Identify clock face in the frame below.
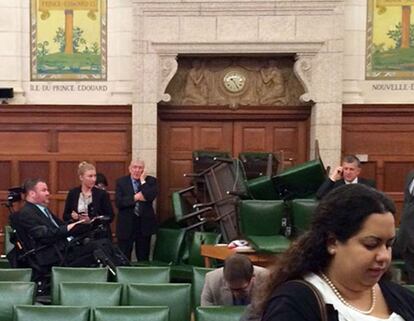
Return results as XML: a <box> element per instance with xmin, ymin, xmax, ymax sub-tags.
<box><xmin>223</xmin><ymin>70</ymin><xmax>246</xmax><ymax>93</ymax></box>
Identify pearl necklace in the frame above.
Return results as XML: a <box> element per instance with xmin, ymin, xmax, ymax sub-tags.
<box><xmin>321</xmin><ymin>273</ymin><xmax>376</xmax><ymax>315</ymax></box>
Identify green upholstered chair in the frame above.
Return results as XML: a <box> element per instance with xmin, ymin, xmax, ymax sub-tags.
<box><xmin>273</xmin><ymin>158</ymin><xmax>326</xmax><ymax>200</ymax></box>
<box><xmin>13</xmin><ymin>306</ymin><xmax>89</xmax><ymax>321</ymax></box>
<box><xmin>59</xmin><ymin>282</ymin><xmax>122</xmax><ymax>307</ymax></box>
<box><xmin>192</xmin><ymin>150</ymin><xmax>232</xmax><ymax>174</ymax></box>
<box><xmin>51</xmin><ymin>266</ymin><xmax>108</xmax><ymax>304</ymax></box>
<box><xmin>127</xmin><ymin>283</ymin><xmax>191</xmax><ymax>321</ymax></box>
<box><xmin>246</xmin><ymin>175</ymin><xmax>279</xmax><ymax>200</ymax></box>
<box><xmin>0</xmin><ymin>282</ymin><xmax>35</xmax><ymax>321</ymax></box>
<box><xmin>172</xmin><ymin>186</ymin><xmax>213</xmax><ymax>230</ymax></box>
<box><xmin>238</xmin><ymin>200</ymin><xmax>290</xmax><ymax>253</ymax></box>
<box><xmin>93</xmin><ymin>306</ymin><xmax>169</xmax><ymax>321</ymax></box>
<box><xmin>239</xmin><ymin>152</ymin><xmax>279</xmax><ymax>179</ymax></box>
<box><xmin>195</xmin><ymin>306</ymin><xmax>247</xmax><ymax>321</ymax></box>
<box><xmin>116</xmin><ymin>266</ymin><xmax>170</xmax><ymax>304</ymax></box>
<box><xmin>0</xmin><ymin>268</ymin><xmax>32</xmax><ymax>282</ymax></box>
<box><xmin>136</xmin><ymin>228</ymin><xmax>186</xmax><ymax>266</ymax></box>
<box><xmin>171</xmin><ymin>231</ymin><xmax>221</xmax><ymax>281</ymax></box>
<box><xmin>192</xmin><ymin>267</ymin><xmax>214</xmax><ymax>308</ymax></box>
<box><xmin>289</xmin><ymin>198</ymin><xmax>318</xmax><ymax>236</ymax></box>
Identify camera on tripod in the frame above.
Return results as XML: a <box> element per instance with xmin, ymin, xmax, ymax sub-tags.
<box><xmin>7</xmin><ymin>187</ymin><xmax>25</xmax><ymax>205</ymax></box>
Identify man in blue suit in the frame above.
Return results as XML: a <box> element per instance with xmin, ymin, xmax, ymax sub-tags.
<box><xmin>115</xmin><ymin>159</ymin><xmax>158</xmax><ymax>261</ymax></box>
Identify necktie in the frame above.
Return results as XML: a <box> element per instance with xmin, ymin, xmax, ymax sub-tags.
<box><xmin>133</xmin><ymin>180</ymin><xmax>141</xmax><ymax>217</ymax></box>
<box><xmin>44</xmin><ymin>208</ymin><xmax>59</xmax><ymax>227</ymax></box>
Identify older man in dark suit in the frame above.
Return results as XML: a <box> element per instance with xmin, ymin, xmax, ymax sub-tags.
<box><xmin>316</xmin><ymin>155</ymin><xmax>376</xmax><ymax>199</ymax></box>
<box><xmin>115</xmin><ymin>159</ymin><xmax>158</xmax><ymax>261</ymax></box>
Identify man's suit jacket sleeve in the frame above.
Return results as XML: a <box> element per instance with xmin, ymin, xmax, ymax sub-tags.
<box><xmin>141</xmin><ymin>176</ymin><xmax>158</xmax><ymax>202</ymax></box>
<box><xmin>63</xmin><ymin>188</ymin><xmax>77</xmax><ymax>221</ymax></box>
<box><xmin>115</xmin><ymin>177</ymin><xmax>135</xmax><ymax>210</ymax></box>
<box><xmin>201</xmin><ymin>271</ymin><xmax>215</xmax><ymax>306</ymax></box>
<box><xmin>315</xmin><ymin>178</ymin><xmax>335</xmax><ymax>199</ymax></box>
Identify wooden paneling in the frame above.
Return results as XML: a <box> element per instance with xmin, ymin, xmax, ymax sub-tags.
<box><xmin>343</xmin><ymin>104</ymin><xmax>414</xmax><ymax>225</ymax></box>
<box><xmin>158</xmin><ymin>105</ymin><xmax>311</xmax><ymax>222</ymax></box>
<box><xmin>0</xmin><ymin>105</ymin><xmax>132</xmax><ymax>254</ymax></box>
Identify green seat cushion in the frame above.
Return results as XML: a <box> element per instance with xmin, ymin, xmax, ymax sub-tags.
<box><xmin>247</xmin><ymin>235</ymin><xmax>290</xmax><ymax>253</ymax></box>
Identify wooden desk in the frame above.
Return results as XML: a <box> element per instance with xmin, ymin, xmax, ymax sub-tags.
<box><xmin>200</xmin><ymin>244</ymin><xmax>278</xmax><ymax>268</ymax></box>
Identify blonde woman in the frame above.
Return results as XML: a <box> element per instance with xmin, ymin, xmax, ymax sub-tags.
<box><xmin>63</xmin><ymin>161</ymin><xmax>114</xmax><ymax>238</ymax></box>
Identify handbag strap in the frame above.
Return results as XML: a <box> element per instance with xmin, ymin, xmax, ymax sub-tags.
<box><xmin>292</xmin><ymin>279</ymin><xmax>328</xmax><ymax>321</ymax></box>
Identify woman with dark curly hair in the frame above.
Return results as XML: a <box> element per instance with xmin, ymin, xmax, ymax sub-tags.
<box><xmin>253</xmin><ymin>184</ymin><xmax>414</xmax><ymax>321</ymax></box>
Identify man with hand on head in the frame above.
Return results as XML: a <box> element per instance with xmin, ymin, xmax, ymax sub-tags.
<box><xmin>115</xmin><ymin>159</ymin><xmax>158</xmax><ymax>261</ymax></box>
<box><xmin>316</xmin><ymin>154</ymin><xmax>376</xmax><ymax>199</ymax></box>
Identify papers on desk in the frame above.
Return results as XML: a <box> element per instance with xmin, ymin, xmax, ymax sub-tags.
<box><xmin>222</xmin><ymin>240</ymin><xmax>255</xmax><ymax>252</ymax></box>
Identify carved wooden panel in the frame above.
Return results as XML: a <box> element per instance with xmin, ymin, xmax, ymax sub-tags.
<box><xmin>164</xmin><ymin>56</ymin><xmax>309</xmax><ymax>108</ymax></box>
<box><xmin>343</xmin><ymin>104</ymin><xmax>414</xmax><ymax>225</ymax></box>
<box><xmin>0</xmin><ymin>105</ymin><xmax>132</xmax><ymax>254</ymax></box>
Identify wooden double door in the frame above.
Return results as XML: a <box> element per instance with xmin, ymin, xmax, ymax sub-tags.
<box><xmin>157</xmin><ymin>105</ymin><xmax>311</xmax><ymax>222</ymax></box>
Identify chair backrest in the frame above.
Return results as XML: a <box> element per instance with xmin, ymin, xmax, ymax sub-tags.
<box><xmin>51</xmin><ymin>266</ymin><xmax>108</xmax><ymax>304</ymax></box>
<box><xmin>13</xmin><ymin>305</ymin><xmax>89</xmax><ymax>321</ymax></box>
<box><xmin>116</xmin><ymin>266</ymin><xmax>170</xmax><ymax>304</ymax></box>
<box><xmin>93</xmin><ymin>306</ymin><xmax>169</xmax><ymax>321</ymax></box>
<box><xmin>273</xmin><ymin>158</ymin><xmax>326</xmax><ymax>200</ymax></box>
<box><xmin>195</xmin><ymin>306</ymin><xmax>246</xmax><ymax>321</ymax></box>
<box><xmin>0</xmin><ymin>268</ymin><xmax>32</xmax><ymax>282</ymax></box>
<box><xmin>239</xmin><ymin>152</ymin><xmax>279</xmax><ymax>179</ymax></box>
<box><xmin>127</xmin><ymin>283</ymin><xmax>191</xmax><ymax>321</ymax></box>
<box><xmin>192</xmin><ymin>267</ymin><xmax>214</xmax><ymax>308</ymax></box>
<box><xmin>59</xmin><ymin>282</ymin><xmax>122</xmax><ymax>307</ymax></box>
<box><xmin>290</xmin><ymin>198</ymin><xmax>318</xmax><ymax>235</ymax></box>
<box><xmin>4</xmin><ymin>225</ymin><xmax>14</xmax><ymax>255</ymax></box>
<box><xmin>239</xmin><ymin>200</ymin><xmax>285</xmax><ymax>236</ymax></box>
<box><xmin>152</xmin><ymin>228</ymin><xmax>186</xmax><ymax>264</ymax></box>
<box><xmin>116</xmin><ymin>266</ymin><xmax>170</xmax><ymax>283</ymax></box>
<box><xmin>0</xmin><ymin>281</ymin><xmax>35</xmax><ymax>321</ymax></box>
<box><xmin>192</xmin><ymin>150</ymin><xmax>232</xmax><ymax>173</ymax></box>
<box><xmin>187</xmin><ymin>231</ymin><xmax>221</xmax><ymax>267</ymax></box>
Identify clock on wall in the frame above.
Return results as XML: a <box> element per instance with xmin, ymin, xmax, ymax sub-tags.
<box><xmin>222</xmin><ymin>69</ymin><xmax>247</xmax><ymax>93</ymax></box>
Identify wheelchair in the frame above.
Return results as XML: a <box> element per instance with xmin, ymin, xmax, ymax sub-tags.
<box><xmin>7</xmin><ymin>213</ymin><xmax>129</xmax><ymax>297</ymax></box>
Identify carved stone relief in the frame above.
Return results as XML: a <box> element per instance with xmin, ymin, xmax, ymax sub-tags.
<box><xmin>163</xmin><ymin>56</ymin><xmax>309</xmax><ymax>108</ymax></box>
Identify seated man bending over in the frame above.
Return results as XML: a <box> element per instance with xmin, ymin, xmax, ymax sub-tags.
<box><xmin>12</xmin><ymin>178</ymin><xmax>127</xmax><ymax>277</ymax></box>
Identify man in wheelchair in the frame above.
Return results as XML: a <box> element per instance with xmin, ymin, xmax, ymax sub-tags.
<box><xmin>8</xmin><ymin>178</ymin><xmax>129</xmax><ymax>295</ymax></box>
